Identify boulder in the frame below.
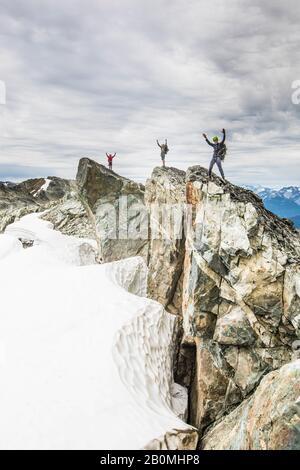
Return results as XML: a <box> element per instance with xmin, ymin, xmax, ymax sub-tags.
<box><xmin>76</xmin><ymin>158</ymin><xmax>148</xmax><ymax>262</ymax></box>
<box><xmin>201</xmin><ymin>360</ymin><xmax>300</xmax><ymax>450</ymax></box>
<box><xmin>41</xmin><ymin>185</ymin><xmax>94</xmax><ymax>239</ymax></box>
<box><xmin>144</xmin><ymin>428</ymin><xmax>199</xmax><ymax>450</ymax></box>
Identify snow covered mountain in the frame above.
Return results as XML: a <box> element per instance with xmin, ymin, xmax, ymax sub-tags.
<box><xmin>244</xmin><ymin>185</ymin><xmax>300</xmax><ymax>227</ymax></box>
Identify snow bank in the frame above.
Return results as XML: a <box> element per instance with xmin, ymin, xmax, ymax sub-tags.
<box><xmin>5</xmin><ymin>213</ymin><xmax>97</xmax><ymax>267</ymax></box>
<box><xmin>0</xmin><ymin>234</ymin><xmax>22</xmax><ymax>260</ymax></box>
<box><xmin>0</xmin><ymin>213</ymin><xmax>191</xmax><ymax>449</ymax></box>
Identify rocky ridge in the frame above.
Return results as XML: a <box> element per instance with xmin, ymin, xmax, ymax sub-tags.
<box><xmin>1</xmin><ymin>160</ymin><xmax>299</xmax><ymax>450</ymax></box>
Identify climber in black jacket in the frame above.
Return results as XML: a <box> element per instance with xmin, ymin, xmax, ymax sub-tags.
<box><xmin>202</xmin><ymin>128</ymin><xmax>226</xmax><ymax>180</ymax></box>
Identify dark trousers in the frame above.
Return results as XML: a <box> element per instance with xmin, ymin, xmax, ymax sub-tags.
<box><xmin>108</xmin><ymin>162</ymin><xmax>112</xmax><ymax>170</ymax></box>
<box><xmin>209</xmin><ymin>157</ymin><xmax>225</xmax><ymax>179</ymax></box>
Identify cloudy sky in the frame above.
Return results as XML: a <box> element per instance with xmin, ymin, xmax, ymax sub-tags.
<box><xmin>0</xmin><ymin>0</ymin><xmax>299</xmax><ymax>187</ymax></box>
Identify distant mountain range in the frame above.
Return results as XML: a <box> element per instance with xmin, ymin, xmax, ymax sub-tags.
<box><xmin>244</xmin><ymin>185</ymin><xmax>300</xmax><ymax>228</ymax></box>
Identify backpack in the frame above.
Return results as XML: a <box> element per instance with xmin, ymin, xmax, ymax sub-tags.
<box><xmin>217</xmin><ymin>143</ymin><xmax>227</xmax><ymax>161</ymax></box>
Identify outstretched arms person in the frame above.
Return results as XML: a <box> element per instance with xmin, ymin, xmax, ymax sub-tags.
<box><xmin>202</xmin><ymin>133</ymin><xmax>214</xmax><ymax>147</ymax></box>
<box><xmin>221</xmin><ymin>128</ymin><xmax>226</xmax><ymax>144</ymax></box>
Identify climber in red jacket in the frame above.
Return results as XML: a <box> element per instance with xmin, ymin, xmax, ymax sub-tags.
<box><xmin>106</xmin><ymin>152</ymin><xmax>116</xmax><ymax>170</ymax></box>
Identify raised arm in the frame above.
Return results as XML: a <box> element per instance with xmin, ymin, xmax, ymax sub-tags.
<box><xmin>106</xmin><ymin>152</ymin><xmax>109</xmax><ymax>157</ymax></box>
<box><xmin>112</xmin><ymin>153</ymin><xmax>116</xmax><ymax>158</ymax></box>
<box><xmin>221</xmin><ymin>128</ymin><xmax>226</xmax><ymax>144</ymax></box>
<box><xmin>157</xmin><ymin>140</ymin><xmax>161</xmax><ymax>148</ymax></box>
<box><xmin>203</xmin><ymin>133</ymin><xmax>214</xmax><ymax>147</ymax></box>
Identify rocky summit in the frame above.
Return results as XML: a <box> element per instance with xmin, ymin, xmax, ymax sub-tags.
<box><xmin>1</xmin><ymin>159</ymin><xmax>300</xmax><ymax>450</ymax></box>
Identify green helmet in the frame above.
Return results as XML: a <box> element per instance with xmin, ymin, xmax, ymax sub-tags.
<box><xmin>213</xmin><ymin>136</ymin><xmax>219</xmax><ymax>142</ymax></box>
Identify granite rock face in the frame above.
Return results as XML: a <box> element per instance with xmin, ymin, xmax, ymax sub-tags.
<box><xmin>145</xmin><ymin>428</ymin><xmax>199</xmax><ymax>450</ymax></box>
<box><xmin>0</xmin><ymin>184</ymin><xmax>38</xmax><ymax>232</ymax></box>
<box><xmin>0</xmin><ymin>177</ymin><xmax>72</xmax><ymax>232</ymax></box>
<box><xmin>182</xmin><ymin>166</ymin><xmax>300</xmax><ymax>433</ymax></box>
<box><xmin>41</xmin><ymin>184</ymin><xmax>94</xmax><ymax>239</ymax></box>
<box><xmin>144</xmin><ymin>165</ymin><xmax>300</xmax><ymax>447</ymax></box>
<box><xmin>145</xmin><ymin>167</ymin><xmax>186</xmax><ymax>314</ymax></box>
<box><xmin>76</xmin><ymin>158</ymin><xmax>148</xmax><ymax>262</ymax></box>
<box><xmin>201</xmin><ymin>360</ymin><xmax>300</xmax><ymax>450</ymax></box>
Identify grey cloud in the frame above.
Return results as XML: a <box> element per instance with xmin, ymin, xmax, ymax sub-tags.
<box><xmin>0</xmin><ymin>0</ymin><xmax>299</xmax><ymax>187</ymax></box>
